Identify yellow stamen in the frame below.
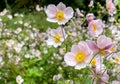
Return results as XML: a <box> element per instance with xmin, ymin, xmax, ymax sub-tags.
<box><xmin>92</xmin><ymin>24</ymin><xmax>97</xmax><ymax>32</ymax></box>
<box><xmin>107</xmin><ymin>3</ymin><xmax>111</xmax><ymax>9</ymax></box>
<box><xmin>54</xmin><ymin>34</ymin><xmax>61</xmax><ymax>43</ymax></box>
<box><xmin>115</xmin><ymin>57</ymin><xmax>120</xmax><ymax>63</ymax></box>
<box><xmin>110</xmin><ymin>46</ymin><xmax>115</xmax><ymax>52</ymax></box>
<box><xmin>99</xmin><ymin>49</ymin><xmax>106</xmax><ymax>55</ymax></box>
<box><xmin>56</xmin><ymin>11</ymin><xmax>64</xmax><ymax>21</ymax></box>
<box><xmin>17</xmin><ymin>79</ymin><xmax>21</xmax><ymax>83</ymax></box>
<box><xmin>75</xmin><ymin>52</ymin><xmax>86</xmax><ymax>62</ymax></box>
<box><xmin>90</xmin><ymin>59</ymin><xmax>96</xmax><ymax>65</ymax></box>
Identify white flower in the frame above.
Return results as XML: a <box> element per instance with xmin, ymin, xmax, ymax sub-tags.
<box><xmin>13</xmin><ymin>43</ymin><xmax>23</xmax><ymax>53</ymax></box>
<box><xmin>18</xmin><ymin>20</ymin><xmax>23</xmax><ymax>24</ymax></box>
<box><xmin>45</xmin><ymin>2</ymin><xmax>74</xmax><ymax>25</ymax></box>
<box><xmin>36</xmin><ymin>5</ymin><xmax>41</xmax><ymax>11</ymax></box>
<box><xmin>24</xmin><ymin>23</ymin><xmax>29</xmax><ymax>27</ymax></box>
<box><xmin>6</xmin><ymin>39</ymin><xmax>14</xmax><ymax>47</ymax></box>
<box><xmin>14</xmin><ymin>27</ymin><xmax>22</xmax><ymax>34</ymax></box>
<box><xmin>7</xmin><ymin>15</ymin><xmax>13</xmax><ymax>19</ymax></box>
<box><xmin>46</xmin><ymin>27</ymin><xmax>67</xmax><ymax>48</ymax></box>
<box><xmin>16</xmin><ymin>75</ymin><xmax>24</xmax><ymax>84</ymax></box>
<box><xmin>108</xmin><ymin>52</ymin><xmax>120</xmax><ymax>64</ymax></box>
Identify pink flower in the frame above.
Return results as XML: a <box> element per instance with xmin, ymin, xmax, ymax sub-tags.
<box><xmin>87</xmin><ymin>35</ymin><xmax>113</xmax><ymax>55</ymax></box>
<box><xmin>88</xmin><ymin>19</ymin><xmax>103</xmax><ymax>37</ymax></box>
<box><xmin>64</xmin><ymin>42</ymin><xmax>92</xmax><ymax>69</ymax></box>
<box><xmin>112</xmin><ymin>81</ymin><xmax>120</xmax><ymax>84</ymax></box>
<box><xmin>46</xmin><ymin>27</ymin><xmax>67</xmax><ymax>48</ymax></box>
<box><xmin>45</xmin><ymin>2</ymin><xmax>74</xmax><ymax>25</ymax></box>
<box><xmin>106</xmin><ymin>0</ymin><xmax>116</xmax><ymax>15</ymax></box>
<box><xmin>86</xmin><ymin>13</ymin><xmax>95</xmax><ymax>22</ymax></box>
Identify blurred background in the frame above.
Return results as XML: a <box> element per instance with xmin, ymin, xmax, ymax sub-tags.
<box><xmin>0</xmin><ymin>0</ymin><xmax>105</xmax><ymax>13</ymax></box>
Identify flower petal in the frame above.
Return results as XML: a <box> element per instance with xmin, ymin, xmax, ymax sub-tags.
<box><xmin>64</xmin><ymin>52</ymin><xmax>77</xmax><ymax>66</ymax></box>
<box><xmin>97</xmin><ymin>35</ymin><xmax>112</xmax><ymax>49</ymax></box>
<box><xmin>87</xmin><ymin>40</ymin><xmax>99</xmax><ymax>52</ymax></box>
<box><xmin>47</xmin><ymin>18</ymin><xmax>57</xmax><ymax>23</ymax></box>
<box><xmin>75</xmin><ymin>63</ymin><xmax>87</xmax><ymax>70</ymax></box>
<box><xmin>57</xmin><ymin>2</ymin><xmax>66</xmax><ymax>11</ymax></box>
<box><xmin>64</xmin><ymin>7</ymin><xmax>74</xmax><ymax>19</ymax></box>
<box><xmin>78</xmin><ymin>42</ymin><xmax>92</xmax><ymax>56</ymax></box>
<box><xmin>71</xmin><ymin>45</ymin><xmax>80</xmax><ymax>54</ymax></box>
<box><xmin>46</xmin><ymin>5</ymin><xmax>57</xmax><ymax>18</ymax></box>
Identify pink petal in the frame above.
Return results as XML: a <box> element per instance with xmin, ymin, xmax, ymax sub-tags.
<box><xmin>103</xmin><ymin>43</ymin><xmax>113</xmax><ymax>50</ymax></box>
<box><xmin>101</xmin><ymin>72</ymin><xmax>109</xmax><ymax>83</ymax></box>
<box><xmin>78</xmin><ymin>42</ymin><xmax>92</xmax><ymax>56</ymax></box>
<box><xmin>57</xmin><ymin>2</ymin><xmax>66</xmax><ymax>11</ymax></box>
<box><xmin>57</xmin><ymin>27</ymin><xmax>67</xmax><ymax>38</ymax></box>
<box><xmin>71</xmin><ymin>45</ymin><xmax>80</xmax><ymax>54</ymax></box>
<box><xmin>97</xmin><ymin>35</ymin><xmax>112</xmax><ymax>49</ymax></box>
<box><xmin>46</xmin><ymin>5</ymin><xmax>57</xmax><ymax>18</ymax></box>
<box><xmin>86</xmin><ymin>40</ymin><xmax>99</xmax><ymax>53</ymax></box>
<box><xmin>64</xmin><ymin>7</ymin><xmax>74</xmax><ymax>19</ymax></box>
<box><xmin>64</xmin><ymin>52</ymin><xmax>77</xmax><ymax>66</ymax></box>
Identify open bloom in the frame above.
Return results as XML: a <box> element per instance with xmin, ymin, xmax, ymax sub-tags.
<box><xmin>88</xmin><ymin>19</ymin><xmax>103</xmax><ymax>37</ymax></box>
<box><xmin>46</xmin><ymin>27</ymin><xmax>67</xmax><ymax>48</ymax></box>
<box><xmin>108</xmin><ymin>52</ymin><xmax>120</xmax><ymax>64</ymax></box>
<box><xmin>87</xmin><ymin>35</ymin><xmax>113</xmax><ymax>56</ymax></box>
<box><xmin>16</xmin><ymin>75</ymin><xmax>24</xmax><ymax>84</ymax></box>
<box><xmin>45</xmin><ymin>2</ymin><xmax>74</xmax><ymax>25</ymax></box>
<box><xmin>64</xmin><ymin>42</ymin><xmax>92</xmax><ymax>69</ymax></box>
<box><xmin>106</xmin><ymin>0</ymin><xmax>116</xmax><ymax>15</ymax></box>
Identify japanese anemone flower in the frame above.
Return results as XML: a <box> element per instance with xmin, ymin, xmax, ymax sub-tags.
<box><xmin>64</xmin><ymin>42</ymin><xmax>92</xmax><ymax>70</ymax></box>
<box><xmin>88</xmin><ymin>19</ymin><xmax>103</xmax><ymax>37</ymax></box>
<box><xmin>87</xmin><ymin>35</ymin><xmax>113</xmax><ymax>56</ymax></box>
<box><xmin>46</xmin><ymin>27</ymin><xmax>67</xmax><ymax>48</ymax></box>
<box><xmin>45</xmin><ymin>2</ymin><xmax>74</xmax><ymax>25</ymax></box>
<box><xmin>106</xmin><ymin>0</ymin><xmax>116</xmax><ymax>15</ymax></box>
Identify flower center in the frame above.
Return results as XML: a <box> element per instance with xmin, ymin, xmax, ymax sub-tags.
<box><xmin>92</xmin><ymin>23</ymin><xmax>97</xmax><ymax>32</ymax></box>
<box><xmin>56</xmin><ymin>11</ymin><xmax>64</xmax><ymax>21</ymax></box>
<box><xmin>54</xmin><ymin>34</ymin><xmax>61</xmax><ymax>43</ymax></box>
<box><xmin>75</xmin><ymin>52</ymin><xmax>86</xmax><ymax>62</ymax></box>
<box><xmin>17</xmin><ymin>78</ymin><xmax>21</xmax><ymax>83</ymax></box>
<box><xmin>110</xmin><ymin>46</ymin><xmax>115</xmax><ymax>52</ymax></box>
<box><xmin>90</xmin><ymin>59</ymin><xmax>96</xmax><ymax>65</ymax></box>
<box><xmin>115</xmin><ymin>57</ymin><xmax>120</xmax><ymax>63</ymax></box>
<box><xmin>99</xmin><ymin>49</ymin><xmax>106</xmax><ymax>55</ymax></box>
<box><xmin>107</xmin><ymin>3</ymin><xmax>111</xmax><ymax>9</ymax></box>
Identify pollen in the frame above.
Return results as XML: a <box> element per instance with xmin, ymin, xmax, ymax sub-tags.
<box><xmin>75</xmin><ymin>52</ymin><xmax>86</xmax><ymax>62</ymax></box>
<box><xmin>56</xmin><ymin>11</ymin><xmax>64</xmax><ymax>21</ymax></box>
<box><xmin>54</xmin><ymin>34</ymin><xmax>61</xmax><ymax>43</ymax></box>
